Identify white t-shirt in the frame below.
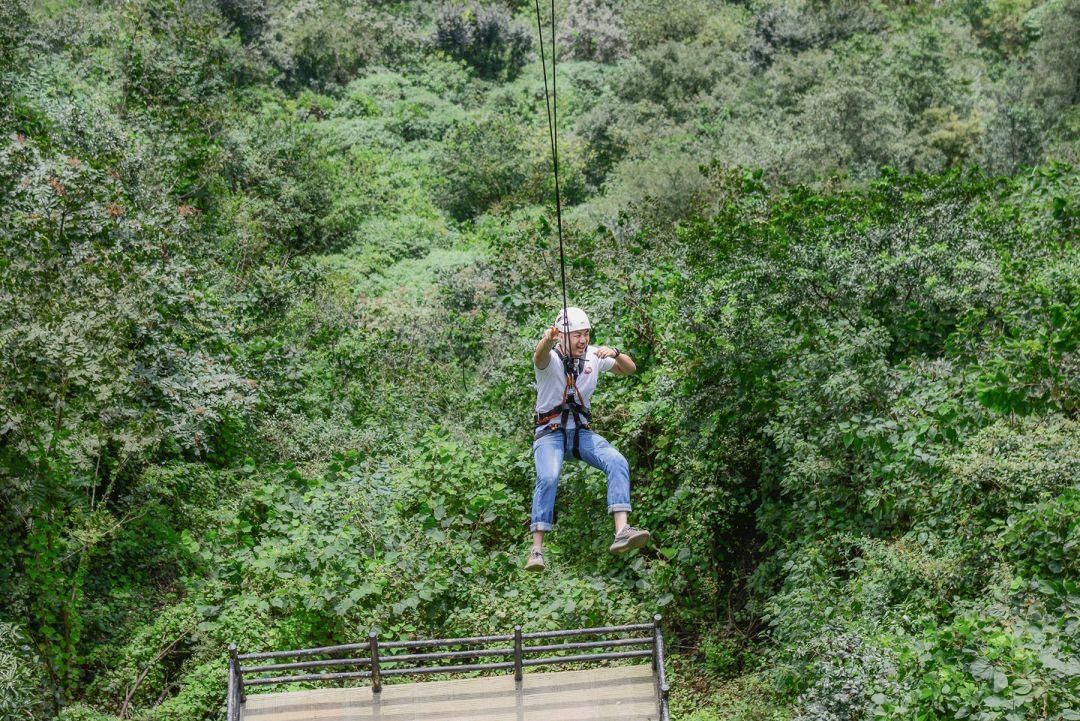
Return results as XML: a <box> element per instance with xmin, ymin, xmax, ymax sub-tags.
<box><xmin>534</xmin><ymin>346</ymin><xmax>616</xmax><ymax>434</ymax></box>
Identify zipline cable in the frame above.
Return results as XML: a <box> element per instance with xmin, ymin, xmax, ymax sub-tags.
<box><xmin>532</xmin><ymin>0</ymin><xmax>573</xmax><ymax>369</ymax></box>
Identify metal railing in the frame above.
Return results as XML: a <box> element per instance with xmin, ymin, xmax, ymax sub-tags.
<box><xmin>226</xmin><ymin>615</ymin><xmax>670</xmax><ymax>720</ymax></box>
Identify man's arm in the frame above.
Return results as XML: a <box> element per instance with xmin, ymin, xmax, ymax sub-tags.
<box><xmin>594</xmin><ymin>346</ymin><xmax>636</xmax><ymax>375</ymax></box>
<box><xmin>533</xmin><ymin>326</ymin><xmax>560</xmax><ymax>370</ymax></box>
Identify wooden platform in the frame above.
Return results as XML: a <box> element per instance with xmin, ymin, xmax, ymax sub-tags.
<box><xmin>239</xmin><ymin>664</ymin><xmax>659</xmax><ymax>721</ymax></box>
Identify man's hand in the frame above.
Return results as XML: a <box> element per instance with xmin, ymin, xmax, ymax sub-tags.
<box><xmin>534</xmin><ymin>326</ymin><xmax>561</xmax><ymax>370</ymax></box>
<box><xmin>595</xmin><ymin>346</ymin><xmax>636</xmax><ymax>375</ymax></box>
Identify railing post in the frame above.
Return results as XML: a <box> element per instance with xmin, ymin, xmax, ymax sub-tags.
<box><xmin>652</xmin><ymin>614</ymin><xmax>670</xmax><ymax>721</ymax></box>
<box><xmin>230</xmin><ymin>643</ymin><xmax>246</xmax><ymax>704</ymax></box>
<box><xmin>651</xmin><ymin>614</ymin><xmax>661</xmax><ymax>670</ymax></box>
<box><xmin>369</xmin><ymin>632</ymin><xmax>382</xmax><ymax>693</ymax></box>
<box><xmin>227</xmin><ymin>644</ymin><xmax>236</xmax><ymax>721</ymax></box>
<box><xmin>513</xmin><ymin>625</ymin><xmax>523</xmax><ymax>682</ymax></box>
<box><xmin>227</xmin><ymin>642</ymin><xmax>245</xmax><ymax>719</ymax></box>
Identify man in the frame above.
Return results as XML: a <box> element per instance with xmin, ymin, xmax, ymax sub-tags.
<box><xmin>526</xmin><ymin>306</ymin><xmax>652</xmax><ymax>572</ymax></box>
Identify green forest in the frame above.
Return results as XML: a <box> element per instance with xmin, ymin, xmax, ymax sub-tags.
<box><xmin>1</xmin><ymin>0</ymin><xmax>1077</xmax><ymax>719</ymax></box>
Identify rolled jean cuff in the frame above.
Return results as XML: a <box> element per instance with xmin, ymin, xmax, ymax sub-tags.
<box><xmin>530</xmin><ymin>521</ymin><xmax>554</xmax><ymax>532</ymax></box>
<box><xmin>607</xmin><ymin>503</ymin><xmax>632</xmax><ymax>514</ymax></box>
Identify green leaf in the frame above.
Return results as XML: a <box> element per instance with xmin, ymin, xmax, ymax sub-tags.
<box><xmin>969</xmin><ymin>658</ymin><xmax>994</xmax><ymax>681</ymax></box>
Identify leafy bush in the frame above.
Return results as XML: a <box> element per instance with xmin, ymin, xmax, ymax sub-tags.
<box><xmin>0</xmin><ymin>622</ymin><xmax>46</xmax><ymax>721</ymax></box>
<box><xmin>613</xmin><ymin>40</ymin><xmax>727</xmax><ymax>120</ymax></box>
<box><xmin>433</xmin><ymin>2</ymin><xmax>532</xmax><ymax>80</ymax></box>
<box><xmin>747</xmin><ymin>1</ymin><xmax>886</xmax><ymax>71</ymax></box>
<box><xmin>1005</xmin><ymin>487</ymin><xmax>1080</xmax><ymax>586</ymax></box>
<box><xmin>975</xmin><ymin>252</ymin><xmax>1079</xmax><ymax>415</ymax></box>
<box><xmin>432</xmin><ymin>115</ymin><xmax>529</xmax><ymax>220</ymax></box>
<box><xmin>621</xmin><ymin>0</ymin><xmax>709</xmax><ymax>49</ymax></box>
<box><xmin>583</xmin><ymin>147</ymin><xmax>709</xmax><ymax>229</ymax></box>
<box><xmin>261</xmin><ymin>0</ymin><xmax>419</xmax><ymax>89</ymax></box>
<box><xmin>0</xmin><ymin>0</ymin><xmax>27</xmax><ymax>114</ymax></box>
<box><xmin>214</xmin><ymin>0</ymin><xmax>269</xmax><ymax>42</ymax></box>
<box><xmin>557</xmin><ymin>0</ymin><xmax>628</xmax><ymax>63</ymax></box>
<box><xmin>792</xmin><ymin>632</ymin><xmax>905</xmax><ymax>721</ymax></box>
<box><xmin>347</xmin><ymin>214</ymin><xmax>453</xmax><ymax>273</ymax></box>
<box><xmin>55</xmin><ymin>705</ymin><xmax>111</xmax><ymax>721</ymax></box>
<box><xmin>222</xmin><ymin>104</ymin><xmax>346</xmax><ymax>253</ymax></box>
<box><xmin>886</xmin><ymin>592</ymin><xmax>1080</xmax><ymax>720</ymax></box>
<box><xmin>1023</xmin><ymin>0</ymin><xmax>1080</xmax><ymax>121</ymax></box>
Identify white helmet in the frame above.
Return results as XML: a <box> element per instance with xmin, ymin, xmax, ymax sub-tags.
<box><xmin>555</xmin><ymin>306</ymin><xmax>590</xmax><ymax>333</ymax></box>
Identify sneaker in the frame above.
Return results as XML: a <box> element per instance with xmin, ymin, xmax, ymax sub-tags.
<box><xmin>524</xmin><ymin>548</ymin><xmax>546</xmax><ymax>572</ymax></box>
<box><xmin>609</xmin><ymin>526</ymin><xmax>652</xmax><ymax>554</ymax></box>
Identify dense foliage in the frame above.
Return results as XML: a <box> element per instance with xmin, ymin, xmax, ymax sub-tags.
<box><xmin>1</xmin><ymin>1</ymin><xmax>1077</xmax><ymax>720</ymax></box>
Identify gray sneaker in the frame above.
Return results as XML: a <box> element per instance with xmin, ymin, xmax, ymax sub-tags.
<box><xmin>524</xmin><ymin>548</ymin><xmax>546</xmax><ymax>572</ymax></box>
<box><xmin>609</xmin><ymin>526</ymin><xmax>652</xmax><ymax>554</ymax></box>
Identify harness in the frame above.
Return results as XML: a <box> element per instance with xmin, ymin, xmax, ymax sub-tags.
<box><xmin>533</xmin><ymin>349</ymin><xmax>590</xmax><ymax>459</ymax></box>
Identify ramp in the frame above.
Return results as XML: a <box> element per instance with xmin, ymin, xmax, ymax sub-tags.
<box><xmin>240</xmin><ymin>665</ymin><xmax>658</xmax><ymax>720</ymax></box>
<box><xmin>227</xmin><ymin>619</ymin><xmax>670</xmax><ymax>721</ymax></box>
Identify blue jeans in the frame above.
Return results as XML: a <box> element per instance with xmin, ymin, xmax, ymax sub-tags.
<box><xmin>531</xmin><ymin>428</ymin><xmax>632</xmax><ymax>532</ymax></box>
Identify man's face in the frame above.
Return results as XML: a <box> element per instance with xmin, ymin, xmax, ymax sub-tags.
<box><xmin>562</xmin><ymin>329</ymin><xmax>589</xmax><ymax>357</ymax></box>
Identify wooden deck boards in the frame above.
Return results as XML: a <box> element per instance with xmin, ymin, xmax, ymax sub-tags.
<box><xmin>240</xmin><ymin>664</ymin><xmax>658</xmax><ymax>721</ymax></box>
